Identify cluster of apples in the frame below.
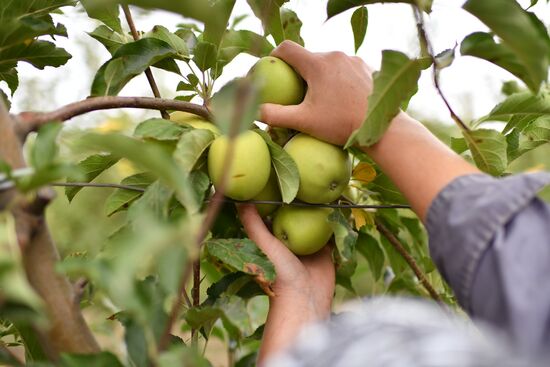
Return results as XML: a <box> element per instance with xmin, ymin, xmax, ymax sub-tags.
<box><xmin>173</xmin><ymin>56</ymin><xmax>351</xmax><ymax>256</ymax></box>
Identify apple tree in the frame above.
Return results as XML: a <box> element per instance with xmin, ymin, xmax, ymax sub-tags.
<box><xmin>0</xmin><ymin>0</ymin><xmax>549</xmax><ymax>365</ymax></box>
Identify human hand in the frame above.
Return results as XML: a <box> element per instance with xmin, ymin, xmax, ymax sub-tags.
<box><xmin>237</xmin><ymin>204</ymin><xmax>335</xmax><ymax>363</ymax></box>
<box><xmin>259</xmin><ymin>40</ymin><xmax>373</xmax><ymax>146</ymax></box>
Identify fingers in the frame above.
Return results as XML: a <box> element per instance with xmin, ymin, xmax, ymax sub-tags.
<box><xmin>259</xmin><ymin>103</ymin><xmax>307</xmax><ymax>130</ymax></box>
<box><xmin>236</xmin><ymin>204</ymin><xmax>295</xmax><ymax>263</ymax></box>
<box><xmin>271</xmin><ymin>40</ymin><xmax>317</xmax><ymax>79</ymax></box>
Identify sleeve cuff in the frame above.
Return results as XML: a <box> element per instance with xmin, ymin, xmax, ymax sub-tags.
<box><xmin>426</xmin><ymin>172</ymin><xmax>550</xmax><ymax>310</ymax></box>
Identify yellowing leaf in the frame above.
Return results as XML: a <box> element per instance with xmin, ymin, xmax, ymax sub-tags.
<box><xmin>352</xmin><ymin>162</ymin><xmax>376</xmax><ymax>184</ymax></box>
<box><xmin>351</xmin><ymin>208</ymin><xmax>367</xmax><ymax>230</ymax></box>
<box><xmin>351</xmin><ymin>208</ymin><xmax>374</xmax><ymax>230</ymax></box>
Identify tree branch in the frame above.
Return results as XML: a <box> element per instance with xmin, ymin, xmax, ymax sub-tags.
<box><xmin>0</xmin><ymin>101</ymin><xmax>100</xmax><ymax>356</ymax></box>
<box><xmin>413</xmin><ymin>6</ymin><xmax>470</xmax><ymax>132</ymax></box>
<box><xmin>375</xmin><ymin>219</ymin><xmax>443</xmax><ymax>304</ymax></box>
<box><xmin>121</xmin><ymin>5</ymin><xmax>170</xmax><ymax>120</ymax></box>
<box><xmin>13</xmin><ymin>96</ymin><xmax>211</xmax><ymax>139</ymax></box>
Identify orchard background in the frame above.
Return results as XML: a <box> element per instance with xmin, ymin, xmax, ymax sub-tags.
<box><xmin>1</xmin><ymin>0</ymin><xmax>550</xmax><ymax>366</ymax></box>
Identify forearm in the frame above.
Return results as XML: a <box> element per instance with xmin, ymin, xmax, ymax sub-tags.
<box><xmin>363</xmin><ymin>113</ymin><xmax>480</xmax><ymax>221</ymax></box>
<box><xmin>258</xmin><ymin>294</ymin><xmax>332</xmax><ymax>365</ymax></box>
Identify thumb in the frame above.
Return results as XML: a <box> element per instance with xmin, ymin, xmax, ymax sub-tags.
<box><xmin>237</xmin><ymin>204</ymin><xmax>296</xmax><ymax>265</ymax></box>
<box><xmin>260</xmin><ymin>103</ymin><xmax>307</xmax><ymax>131</ymax></box>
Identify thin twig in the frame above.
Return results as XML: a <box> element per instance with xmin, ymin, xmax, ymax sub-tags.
<box><xmin>46</xmin><ymin>182</ymin><xmax>412</xmax><ymax>209</ymax></box>
<box><xmin>375</xmin><ymin>219</ymin><xmax>443</xmax><ymax>304</ymax></box>
<box><xmin>220</xmin><ymin>199</ymin><xmax>411</xmax><ymax>209</ymax></box>
<box><xmin>13</xmin><ymin>96</ymin><xmax>211</xmax><ymax>139</ymax></box>
<box><xmin>413</xmin><ymin>6</ymin><xmax>470</xmax><ymax>132</ymax></box>
<box><xmin>121</xmin><ymin>5</ymin><xmax>170</xmax><ymax>120</ymax></box>
<box><xmin>51</xmin><ymin>182</ymin><xmax>146</xmax><ymax>192</ymax></box>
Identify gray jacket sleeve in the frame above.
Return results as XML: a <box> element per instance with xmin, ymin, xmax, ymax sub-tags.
<box><xmin>426</xmin><ymin>172</ymin><xmax>550</xmax><ymax>354</ymax></box>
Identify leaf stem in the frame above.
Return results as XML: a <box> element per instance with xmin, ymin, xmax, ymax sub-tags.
<box><xmin>121</xmin><ymin>5</ymin><xmax>170</xmax><ymax>119</ymax></box>
<box><xmin>413</xmin><ymin>6</ymin><xmax>470</xmax><ymax>132</ymax></box>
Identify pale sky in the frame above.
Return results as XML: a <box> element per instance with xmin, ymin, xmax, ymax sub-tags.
<box><xmin>7</xmin><ymin>0</ymin><xmax>550</xmax><ymax>128</ymax></box>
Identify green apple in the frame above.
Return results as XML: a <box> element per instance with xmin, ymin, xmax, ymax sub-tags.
<box><xmin>208</xmin><ymin>130</ymin><xmax>271</xmax><ymax>201</ymax></box>
<box><xmin>272</xmin><ymin>206</ymin><xmax>333</xmax><ymax>255</ymax></box>
<box><xmin>253</xmin><ymin>169</ymin><xmax>281</xmax><ymax>217</ymax></box>
<box><xmin>284</xmin><ymin>133</ymin><xmax>351</xmax><ymax>204</ymax></box>
<box><xmin>170</xmin><ymin>111</ymin><xmax>221</xmax><ymax>136</ymax></box>
<box><xmin>249</xmin><ymin>56</ymin><xmax>305</xmax><ymax>105</ymax></box>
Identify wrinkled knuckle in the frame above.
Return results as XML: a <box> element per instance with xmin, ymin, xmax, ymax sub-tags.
<box><xmin>276</xmin><ymin>40</ymin><xmax>295</xmax><ymax>52</ymax></box>
<box><xmin>330</xmin><ymin>51</ymin><xmax>347</xmax><ymax>60</ymax></box>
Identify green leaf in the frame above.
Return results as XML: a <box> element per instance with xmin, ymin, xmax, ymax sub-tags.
<box><xmin>0</xmin><ymin>89</ymin><xmax>11</xmax><ymax>111</ymax></box>
<box><xmin>0</xmin><ymin>40</ymin><xmax>71</xmax><ymax>71</ymax></box>
<box><xmin>59</xmin><ymin>352</ymin><xmax>124</xmax><ymax>367</ymax></box>
<box><xmin>202</xmin><ymin>0</ymin><xmax>237</xmax><ymax>48</ymax></box>
<box><xmin>79</xmin><ymin>133</ymin><xmax>199</xmax><ymax>213</ymax></box>
<box><xmin>463</xmin><ymin>0</ymin><xmax>550</xmax><ymax>93</ymax></box>
<box><xmin>328</xmin><ymin>209</ymin><xmax>358</xmax><ymax>291</ymax></box>
<box><xmin>368</xmin><ymin>172</ymin><xmax>407</xmax><ymax>204</ymax></box>
<box><xmin>91</xmin><ymin>38</ymin><xmax>177</xmax><ymax>96</ymax></box>
<box><xmin>189</xmin><ymin>170</ymin><xmax>211</xmax><ymax>204</ymax></box>
<box><xmin>387</xmin><ymin>274</ymin><xmax>421</xmax><ymax>296</ymax></box>
<box><xmin>346</xmin><ymin>50</ymin><xmax>422</xmax><ymax>148</ymax></box>
<box><xmin>211</xmin><ymin>78</ymin><xmax>260</xmax><ymax>135</ymax></box>
<box><xmin>192</xmin><ymin>41</ymin><xmax>217</xmax><ymax>72</ymax></box>
<box><xmin>247</xmin><ymin>0</ymin><xmax>288</xmax><ymax>44</ymax></box>
<box><xmin>88</xmin><ymin>25</ymin><xmax>128</xmax><ymax>55</ymax></box>
<box><xmin>110</xmin><ymin>278</ymin><xmax>179</xmax><ymax>367</ymax></box>
<box><xmin>97</xmin><ymin>0</ymin><xmax>234</xmax><ymax>48</ymax></box>
<box><xmin>507</xmin><ymin>116</ymin><xmax>550</xmax><ymax>162</ymax></box>
<box><xmin>158</xmin><ymin>345</ymin><xmax>211</xmax><ymax>367</ymax></box>
<box><xmin>0</xmin><ymin>0</ymin><xmax>74</xmax><ymax>53</ymax></box>
<box><xmin>327</xmin><ymin>0</ymin><xmax>432</xmax><ymax>19</ymax></box>
<box><xmin>14</xmin><ymin>323</ymin><xmax>48</xmax><ymax>363</ymax></box>
<box><xmin>205</xmin><ymin>272</ymin><xmax>263</xmax><ymax>305</ymax></box>
<box><xmin>379</xmin><ymin>232</ymin><xmax>407</xmax><ymax>274</ymax></box>
<box><xmin>501</xmin><ymin>80</ymin><xmax>522</xmax><ymax>96</ymax></box>
<box><xmin>134</xmin><ymin>118</ymin><xmax>188</xmax><ymax>141</ymax></box>
<box><xmin>450</xmin><ymin>136</ymin><xmax>468</xmax><ymax>154</ymax></box>
<box><xmin>477</xmin><ymin>92</ymin><xmax>550</xmax><ymax>133</ymax></box>
<box><xmin>281</xmin><ymin>8</ymin><xmax>304</xmax><ymax>46</ymax></box>
<box><xmin>65</xmin><ymin>154</ymin><xmax>119</xmax><ymax>201</ymax></box>
<box><xmin>205</xmin><ymin>239</ymin><xmax>276</xmax><ymax>294</ymax></box>
<box><xmin>351</xmin><ymin>6</ymin><xmax>368</xmax><ymax>53</ymax></box>
<box><xmin>105</xmin><ymin>173</ymin><xmax>155</xmax><ymax>216</ymax></box>
<box><xmin>255</xmin><ymin>130</ymin><xmax>299</xmax><ymax>203</ymax></box>
<box><xmin>184</xmin><ymin>306</ymin><xmax>224</xmax><ymax>333</ymax></box>
<box><xmin>356</xmin><ymin>230</ymin><xmax>385</xmax><ymax>280</ymax></box>
<box><xmin>173</xmin><ymin>129</ymin><xmax>215</xmax><ymax>172</ymax></box>
<box><xmin>30</xmin><ymin>123</ymin><xmax>62</xmax><ymax>170</ymax></box>
<box><xmin>0</xmin><ymin>69</ymin><xmax>18</xmax><ymax>94</ymax></box>
<box><xmin>81</xmin><ymin>0</ymin><xmax>122</xmax><ymax>33</ymax></box>
<box><xmin>145</xmin><ymin>25</ymin><xmax>189</xmax><ymax>57</ymax></box>
<box><xmin>218</xmin><ymin>30</ymin><xmax>274</xmax><ymax>67</ymax></box>
<box><xmin>463</xmin><ymin>129</ymin><xmax>508</xmax><ymax>175</ymax></box>
<box><xmin>461</xmin><ymin>32</ymin><xmax>538</xmax><ymax>92</ymax></box>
